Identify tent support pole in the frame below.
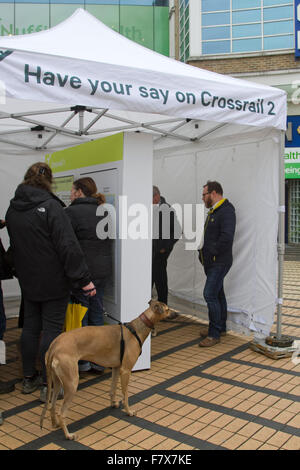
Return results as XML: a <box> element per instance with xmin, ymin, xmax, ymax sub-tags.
<box><xmin>276</xmin><ymin>129</ymin><xmax>286</xmax><ymax>340</ymax></box>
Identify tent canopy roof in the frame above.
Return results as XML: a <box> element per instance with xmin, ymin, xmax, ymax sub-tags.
<box><xmin>0</xmin><ymin>9</ymin><xmax>286</xmax><ymax>152</ymax></box>
<box><xmin>0</xmin><ymin>8</ymin><xmax>286</xmax><ymax>91</ymax></box>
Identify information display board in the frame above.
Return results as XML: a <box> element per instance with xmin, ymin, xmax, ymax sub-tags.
<box><xmin>47</xmin><ymin>132</ymin><xmax>153</xmax><ymax>370</ymax></box>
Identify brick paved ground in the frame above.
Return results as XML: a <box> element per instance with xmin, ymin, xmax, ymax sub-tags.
<box><xmin>0</xmin><ymin>261</ymin><xmax>299</xmax><ymax>450</ymax></box>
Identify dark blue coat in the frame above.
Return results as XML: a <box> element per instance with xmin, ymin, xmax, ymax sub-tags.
<box><xmin>199</xmin><ymin>199</ymin><xmax>236</xmax><ymax>268</ymax></box>
<box><xmin>65</xmin><ymin>197</ymin><xmax>112</xmax><ymax>288</ymax></box>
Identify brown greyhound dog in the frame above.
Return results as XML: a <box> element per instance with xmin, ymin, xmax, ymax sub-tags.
<box><xmin>40</xmin><ymin>300</ymin><xmax>175</xmax><ymax>440</ymax></box>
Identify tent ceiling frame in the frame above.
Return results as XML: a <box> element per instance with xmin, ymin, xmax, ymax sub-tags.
<box><xmin>154</xmin><ymin>119</ymin><xmax>191</xmax><ymax>144</ymax></box>
<box><xmin>195</xmin><ymin>122</ymin><xmax>228</xmax><ymax>140</ymax></box>
<box><xmin>0</xmin><ymin>105</ymin><xmax>221</xmax><ymax>150</ymax></box>
<box><xmin>0</xmin><ymin>127</ymin><xmax>31</xmax><ymax>136</ymax></box>
<box><xmin>0</xmin><ymin>137</ymin><xmax>37</xmax><ymax>150</ymax></box>
<box><xmin>41</xmin><ymin>110</ymin><xmax>82</xmax><ymax>147</ymax></box>
<box><xmin>82</xmin><ymin>108</ymin><xmax>108</xmax><ymax>133</ymax></box>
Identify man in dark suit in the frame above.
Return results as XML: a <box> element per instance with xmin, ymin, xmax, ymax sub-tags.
<box><xmin>198</xmin><ymin>181</ymin><xmax>236</xmax><ymax>347</ymax></box>
<box><xmin>152</xmin><ymin>185</ymin><xmax>180</xmax><ymax>307</ymax></box>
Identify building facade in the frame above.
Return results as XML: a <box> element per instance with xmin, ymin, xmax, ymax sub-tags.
<box><xmin>0</xmin><ymin>0</ymin><xmax>170</xmax><ymax>56</ymax></box>
<box><xmin>172</xmin><ymin>0</ymin><xmax>300</xmax><ymax>244</ymax></box>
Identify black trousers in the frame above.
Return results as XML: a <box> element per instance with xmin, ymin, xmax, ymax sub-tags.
<box><xmin>152</xmin><ymin>252</ymin><xmax>170</xmax><ymax>305</ymax></box>
<box><xmin>21</xmin><ymin>295</ymin><xmax>69</xmax><ymax>383</ymax></box>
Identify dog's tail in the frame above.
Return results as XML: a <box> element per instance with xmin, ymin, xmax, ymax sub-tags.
<box><xmin>40</xmin><ymin>349</ymin><xmax>54</xmax><ymax>429</ymax></box>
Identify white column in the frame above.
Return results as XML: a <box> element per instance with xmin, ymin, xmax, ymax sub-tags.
<box><xmin>189</xmin><ymin>0</ymin><xmax>202</xmax><ymax>58</ymax></box>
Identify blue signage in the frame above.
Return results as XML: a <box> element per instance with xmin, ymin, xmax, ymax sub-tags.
<box><xmin>285</xmin><ymin>116</ymin><xmax>300</xmax><ymax>147</ymax></box>
<box><xmin>296</xmin><ymin>0</ymin><xmax>300</xmax><ymax>58</ymax></box>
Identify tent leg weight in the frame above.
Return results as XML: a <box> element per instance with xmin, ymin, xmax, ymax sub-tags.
<box><xmin>249</xmin><ymin>337</ymin><xmax>297</xmax><ymax>360</ymax></box>
<box><xmin>265</xmin><ymin>334</ymin><xmax>294</xmax><ymax>348</ymax></box>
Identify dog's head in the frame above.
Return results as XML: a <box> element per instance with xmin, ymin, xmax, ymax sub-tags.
<box><xmin>148</xmin><ymin>300</ymin><xmax>178</xmax><ymax>324</ymax></box>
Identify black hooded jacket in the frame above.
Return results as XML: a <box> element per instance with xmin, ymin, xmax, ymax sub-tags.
<box><xmin>65</xmin><ymin>197</ymin><xmax>112</xmax><ymax>287</ymax></box>
<box><xmin>6</xmin><ymin>184</ymin><xmax>92</xmax><ymax>302</ymax></box>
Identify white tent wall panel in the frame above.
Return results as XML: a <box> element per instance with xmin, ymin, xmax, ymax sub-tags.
<box><xmin>153</xmin><ymin>128</ymin><xmax>280</xmax><ymax>339</ymax></box>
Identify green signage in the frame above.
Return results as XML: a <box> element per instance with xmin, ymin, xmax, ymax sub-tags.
<box><xmin>46</xmin><ymin>132</ymin><xmax>123</xmax><ymax>173</ymax></box>
<box><xmin>285</xmin><ymin>148</ymin><xmax>300</xmax><ymax>179</ymax></box>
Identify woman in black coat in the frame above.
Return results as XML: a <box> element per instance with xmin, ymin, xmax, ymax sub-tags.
<box><xmin>6</xmin><ymin>163</ymin><xmax>96</xmax><ymax>398</ymax></box>
<box><xmin>65</xmin><ymin>177</ymin><xmax>112</xmax><ymax>373</ymax></box>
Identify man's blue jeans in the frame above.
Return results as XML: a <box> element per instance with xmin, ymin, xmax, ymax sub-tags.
<box><xmin>203</xmin><ymin>264</ymin><xmax>231</xmax><ymax>339</ymax></box>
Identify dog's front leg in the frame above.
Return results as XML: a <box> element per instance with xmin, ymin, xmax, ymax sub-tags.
<box><xmin>110</xmin><ymin>367</ymin><xmax>120</xmax><ymax>408</ymax></box>
<box><xmin>120</xmin><ymin>368</ymin><xmax>135</xmax><ymax>417</ymax></box>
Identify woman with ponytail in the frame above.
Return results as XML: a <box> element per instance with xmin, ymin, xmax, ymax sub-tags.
<box><xmin>6</xmin><ymin>163</ymin><xmax>96</xmax><ymax>401</ymax></box>
<box><xmin>65</xmin><ymin>177</ymin><xmax>112</xmax><ymax>374</ymax></box>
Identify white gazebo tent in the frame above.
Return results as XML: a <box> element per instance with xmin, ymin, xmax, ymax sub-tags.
<box><xmin>0</xmin><ymin>9</ymin><xmax>288</xmax><ymax>347</ymax></box>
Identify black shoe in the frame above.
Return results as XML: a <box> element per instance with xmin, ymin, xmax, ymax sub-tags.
<box><xmin>39</xmin><ymin>385</ymin><xmax>64</xmax><ymax>403</ymax></box>
<box><xmin>0</xmin><ymin>380</ymin><xmax>15</xmax><ymax>394</ymax></box>
<box><xmin>22</xmin><ymin>372</ymin><xmax>42</xmax><ymax>394</ymax></box>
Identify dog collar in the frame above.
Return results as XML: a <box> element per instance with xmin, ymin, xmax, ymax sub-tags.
<box><xmin>139</xmin><ymin>312</ymin><xmax>154</xmax><ymax>329</ymax></box>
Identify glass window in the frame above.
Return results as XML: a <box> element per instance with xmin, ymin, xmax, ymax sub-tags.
<box><xmin>0</xmin><ymin>3</ymin><xmax>14</xmax><ymax>36</ymax></box>
<box><xmin>85</xmin><ymin>1</ymin><xmax>119</xmax><ymax>4</ymax></box>
<box><xmin>202</xmin><ymin>12</ymin><xmax>230</xmax><ymax>27</ymax></box>
<box><xmin>154</xmin><ymin>5</ymin><xmax>169</xmax><ymax>55</ymax></box>
<box><xmin>50</xmin><ymin>4</ymin><xmax>84</xmax><ymax>27</ymax></box>
<box><xmin>179</xmin><ymin>0</ymin><xmax>189</xmax><ymax>61</ymax></box>
<box><xmin>120</xmin><ymin>1</ymin><xmax>154</xmax><ymax>4</ymax></box>
<box><xmin>85</xmin><ymin>5</ymin><xmax>119</xmax><ymax>31</ymax></box>
<box><xmin>15</xmin><ymin>4</ymin><xmax>49</xmax><ymax>35</ymax></box>
<box><xmin>202</xmin><ymin>0</ymin><xmax>230</xmax><ymax>12</ymax></box>
<box><xmin>264</xmin><ymin>34</ymin><xmax>294</xmax><ymax>50</ymax></box>
<box><xmin>233</xmin><ymin>37</ymin><xmax>262</xmax><ymax>52</ymax></box>
<box><xmin>120</xmin><ymin>5</ymin><xmax>153</xmax><ymax>50</ymax></box>
<box><xmin>232</xmin><ymin>23</ymin><xmax>261</xmax><ymax>38</ymax></box>
<box><xmin>263</xmin><ymin>19</ymin><xmax>293</xmax><ymax>35</ymax></box>
<box><xmin>263</xmin><ymin>0</ymin><xmax>292</xmax><ymax>6</ymax></box>
<box><xmin>232</xmin><ymin>9</ymin><xmax>261</xmax><ymax>24</ymax></box>
<box><xmin>263</xmin><ymin>5</ymin><xmax>293</xmax><ymax>21</ymax></box>
<box><xmin>232</xmin><ymin>0</ymin><xmax>260</xmax><ymax>8</ymax></box>
<box><xmin>184</xmin><ymin>44</ymin><xmax>189</xmax><ymax>58</ymax></box>
<box><xmin>50</xmin><ymin>0</ymin><xmax>82</xmax><ymax>3</ymax></box>
<box><xmin>202</xmin><ymin>40</ymin><xmax>230</xmax><ymax>54</ymax></box>
<box><xmin>202</xmin><ymin>26</ymin><xmax>230</xmax><ymax>40</ymax></box>
<box><xmin>15</xmin><ymin>0</ymin><xmax>49</xmax><ymax>3</ymax></box>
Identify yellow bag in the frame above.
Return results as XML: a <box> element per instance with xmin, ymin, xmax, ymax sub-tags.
<box><xmin>64</xmin><ymin>299</ymin><xmax>88</xmax><ymax>332</ymax></box>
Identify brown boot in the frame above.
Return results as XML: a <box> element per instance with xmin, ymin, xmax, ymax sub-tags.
<box><xmin>198</xmin><ymin>336</ymin><xmax>220</xmax><ymax>347</ymax></box>
<box><xmin>199</xmin><ymin>327</ymin><xmax>226</xmax><ymax>337</ymax></box>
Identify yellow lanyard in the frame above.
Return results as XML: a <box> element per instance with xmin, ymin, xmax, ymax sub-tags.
<box><xmin>204</xmin><ymin>198</ymin><xmax>226</xmax><ymax>233</ymax></box>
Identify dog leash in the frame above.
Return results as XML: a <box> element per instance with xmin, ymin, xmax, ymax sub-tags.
<box><xmin>103</xmin><ymin>311</ymin><xmax>121</xmax><ymax>324</ymax></box>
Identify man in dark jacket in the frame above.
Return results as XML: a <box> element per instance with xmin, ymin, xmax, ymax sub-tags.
<box><xmin>5</xmin><ymin>163</ymin><xmax>95</xmax><ymax>400</ymax></box>
<box><xmin>152</xmin><ymin>185</ymin><xmax>181</xmax><ymax>306</ymax></box>
<box><xmin>198</xmin><ymin>181</ymin><xmax>236</xmax><ymax>347</ymax></box>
